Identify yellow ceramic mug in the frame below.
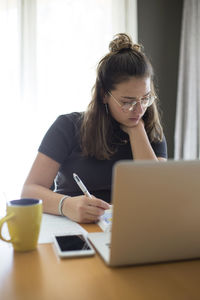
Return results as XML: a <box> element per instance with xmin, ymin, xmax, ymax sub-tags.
<box><xmin>0</xmin><ymin>198</ymin><xmax>42</xmax><ymax>251</ymax></box>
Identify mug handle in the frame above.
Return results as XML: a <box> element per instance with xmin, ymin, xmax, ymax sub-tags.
<box><xmin>0</xmin><ymin>212</ymin><xmax>15</xmax><ymax>243</ymax></box>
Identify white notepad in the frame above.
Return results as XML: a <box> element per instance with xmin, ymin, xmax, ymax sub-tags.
<box><xmin>97</xmin><ymin>206</ymin><xmax>112</xmax><ymax>232</ymax></box>
<box><xmin>38</xmin><ymin>213</ymin><xmax>87</xmax><ymax>244</ymax></box>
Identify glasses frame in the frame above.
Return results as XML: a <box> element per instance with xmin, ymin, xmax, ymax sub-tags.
<box><xmin>108</xmin><ymin>91</ymin><xmax>156</xmax><ymax>113</ymax></box>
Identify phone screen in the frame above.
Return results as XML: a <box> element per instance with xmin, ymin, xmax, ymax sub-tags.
<box><xmin>55</xmin><ymin>234</ymin><xmax>92</xmax><ymax>252</ymax></box>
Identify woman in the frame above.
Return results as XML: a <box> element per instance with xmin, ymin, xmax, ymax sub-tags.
<box><xmin>21</xmin><ymin>33</ymin><xmax>167</xmax><ymax>223</ymax></box>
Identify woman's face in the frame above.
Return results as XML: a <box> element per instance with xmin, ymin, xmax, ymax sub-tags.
<box><xmin>105</xmin><ymin>76</ymin><xmax>151</xmax><ymax>127</ymax></box>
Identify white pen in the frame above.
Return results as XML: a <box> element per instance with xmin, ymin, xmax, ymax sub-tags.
<box><xmin>73</xmin><ymin>173</ymin><xmax>92</xmax><ymax>198</ymax></box>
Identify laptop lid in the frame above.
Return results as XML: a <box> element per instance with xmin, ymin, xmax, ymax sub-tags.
<box><xmin>109</xmin><ymin>160</ymin><xmax>200</xmax><ymax>267</ymax></box>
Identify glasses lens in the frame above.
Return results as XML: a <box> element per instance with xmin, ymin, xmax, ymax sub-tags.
<box><xmin>122</xmin><ymin>96</ymin><xmax>155</xmax><ymax>112</ymax></box>
<box><xmin>147</xmin><ymin>95</ymin><xmax>155</xmax><ymax>106</ymax></box>
<box><xmin>141</xmin><ymin>96</ymin><xmax>155</xmax><ymax>107</ymax></box>
<box><xmin>141</xmin><ymin>99</ymin><xmax>149</xmax><ymax>107</ymax></box>
<box><xmin>122</xmin><ymin>103</ymin><xmax>133</xmax><ymax>112</ymax></box>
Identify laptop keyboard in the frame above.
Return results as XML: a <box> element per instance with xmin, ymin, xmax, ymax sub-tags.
<box><xmin>106</xmin><ymin>242</ymin><xmax>111</xmax><ymax>248</ymax></box>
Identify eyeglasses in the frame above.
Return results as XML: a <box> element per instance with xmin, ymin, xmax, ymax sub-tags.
<box><xmin>108</xmin><ymin>91</ymin><xmax>156</xmax><ymax>113</ymax></box>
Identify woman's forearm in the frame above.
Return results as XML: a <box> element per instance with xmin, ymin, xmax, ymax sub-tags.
<box><xmin>21</xmin><ymin>183</ymin><xmax>64</xmax><ymax>215</ymax></box>
<box><xmin>128</xmin><ymin>122</ymin><xmax>158</xmax><ymax>160</ymax></box>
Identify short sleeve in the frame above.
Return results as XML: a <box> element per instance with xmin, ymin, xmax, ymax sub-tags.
<box><xmin>151</xmin><ymin>135</ymin><xmax>168</xmax><ymax>159</ymax></box>
<box><xmin>38</xmin><ymin>113</ymin><xmax>80</xmax><ymax>164</ymax></box>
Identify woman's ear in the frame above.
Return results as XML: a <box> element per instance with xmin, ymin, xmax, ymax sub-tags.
<box><xmin>103</xmin><ymin>92</ymin><xmax>109</xmax><ymax>104</ymax></box>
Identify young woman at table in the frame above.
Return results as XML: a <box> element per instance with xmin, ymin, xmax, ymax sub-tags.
<box><xmin>21</xmin><ymin>33</ymin><xmax>167</xmax><ymax>223</ymax></box>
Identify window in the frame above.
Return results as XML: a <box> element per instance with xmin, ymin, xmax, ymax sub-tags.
<box><xmin>0</xmin><ymin>0</ymin><xmax>137</xmax><ymax>204</ymax></box>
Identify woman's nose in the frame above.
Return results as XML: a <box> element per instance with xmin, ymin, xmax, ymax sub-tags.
<box><xmin>130</xmin><ymin>101</ymin><xmax>143</xmax><ymax>113</ymax></box>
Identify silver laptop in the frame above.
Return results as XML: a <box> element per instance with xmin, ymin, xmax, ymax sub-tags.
<box><xmin>88</xmin><ymin>160</ymin><xmax>200</xmax><ymax>267</ymax></box>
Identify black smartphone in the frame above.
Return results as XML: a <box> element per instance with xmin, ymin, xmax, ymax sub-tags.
<box><xmin>53</xmin><ymin>234</ymin><xmax>95</xmax><ymax>258</ymax></box>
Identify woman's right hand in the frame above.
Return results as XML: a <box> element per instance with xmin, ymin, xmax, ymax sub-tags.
<box><xmin>62</xmin><ymin>195</ymin><xmax>110</xmax><ymax>223</ymax></box>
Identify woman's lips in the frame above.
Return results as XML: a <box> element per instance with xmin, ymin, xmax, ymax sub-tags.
<box><xmin>128</xmin><ymin>117</ymin><xmax>140</xmax><ymax>121</ymax></box>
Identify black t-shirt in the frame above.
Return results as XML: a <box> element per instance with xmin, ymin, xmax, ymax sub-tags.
<box><xmin>38</xmin><ymin>112</ymin><xmax>167</xmax><ymax>203</ymax></box>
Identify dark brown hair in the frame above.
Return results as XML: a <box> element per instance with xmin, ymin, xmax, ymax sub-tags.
<box><xmin>80</xmin><ymin>33</ymin><xmax>163</xmax><ymax>160</ymax></box>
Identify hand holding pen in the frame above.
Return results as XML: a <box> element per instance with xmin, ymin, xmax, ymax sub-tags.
<box><xmin>64</xmin><ymin>173</ymin><xmax>109</xmax><ymax>223</ymax></box>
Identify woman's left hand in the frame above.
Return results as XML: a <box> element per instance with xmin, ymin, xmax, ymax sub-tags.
<box><xmin>120</xmin><ymin>119</ymin><xmax>145</xmax><ymax>136</ymax></box>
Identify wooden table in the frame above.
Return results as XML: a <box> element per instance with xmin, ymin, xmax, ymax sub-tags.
<box><xmin>1</xmin><ymin>223</ymin><xmax>200</xmax><ymax>300</ymax></box>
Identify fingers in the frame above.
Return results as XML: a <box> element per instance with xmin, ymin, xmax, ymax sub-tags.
<box><xmin>85</xmin><ymin>205</ymin><xmax>105</xmax><ymax>218</ymax></box>
<box><xmin>81</xmin><ymin>213</ymin><xmax>101</xmax><ymax>224</ymax></box>
<box><xmin>86</xmin><ymin>196</ymin><xmax>110</xmax><ymax>210</ymax></box>
<box><xmin>79</xmin><ymin>197</ymin><xmax>110</xmax><ymax>223</ymax></box>
<box><xmin>76</xmin><ymin>198</ymin><xmax>105</xmax><ymax>221</ymax></box>
<box><xmin>63</xmin><ymin>195</ymin><xmax>110</xmax><ymax>223</ymax></box>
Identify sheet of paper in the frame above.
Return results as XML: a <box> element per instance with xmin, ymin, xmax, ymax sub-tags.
<box><xmin>0</xmin><ymin>213</ymin><xmax>87</xmax><ymax>246</ymax></box>
<box><xmin>97</xmin><ymin>206</ymin><xmax>112</xmax><ymax>232</ymax></box>
<box><xmin>38</xmin><ymin>213</ymin><xmax>87</xmax><ymax>244</ymax></box>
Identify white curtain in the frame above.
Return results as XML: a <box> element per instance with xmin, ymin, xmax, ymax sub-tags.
<box><xmin>0</xmin><ymin>0</ymin><xmax>137</xmax><ymax>203</ymax></box>
<box><xmin>0</xmin><ymin>0</ymin><xmax>21</xmax><ymax>207</ymax></box>
<box><xmin>174</xmin><ymin>0</ymin><xmax>200</xmax><ymax>159</ymax></box>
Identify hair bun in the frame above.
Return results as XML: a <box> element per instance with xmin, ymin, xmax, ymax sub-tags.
<box><xmin>109</xmin><ymin>33</ymin><xmax>141</xmax><ymax>53</ymax></box>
